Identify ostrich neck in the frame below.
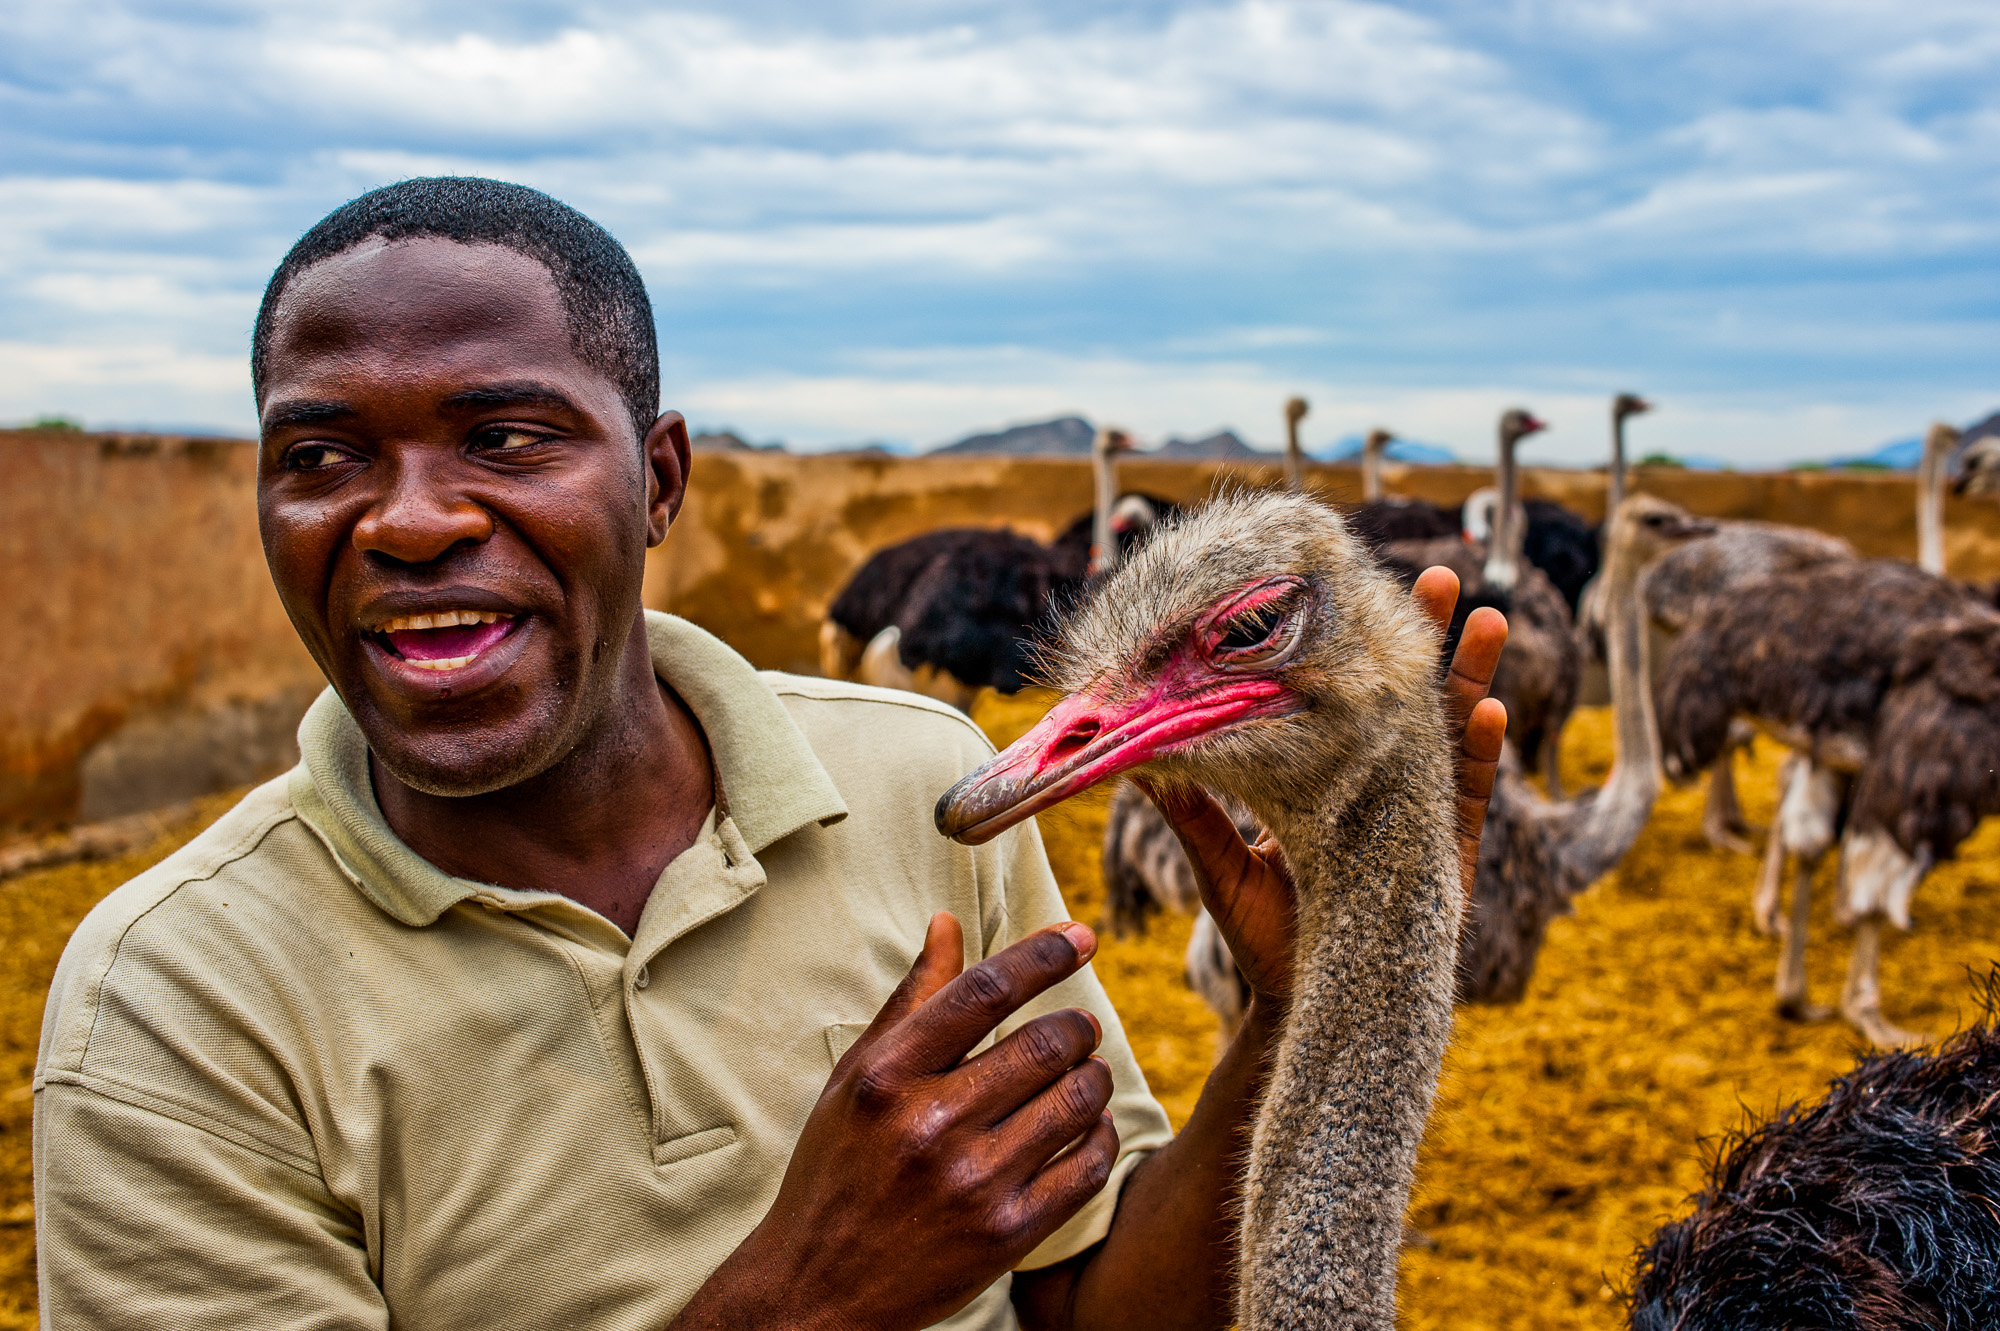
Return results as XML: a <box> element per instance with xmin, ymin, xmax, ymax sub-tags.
<box><xmin>1917</xmin><ymin>436</ymin><xmax>1946</xmax><ymax>576</ymax></box>
<box><xmin>1483</xmin><ymin>437</ymin><xmax>1522</xmax><ymax>589</ymax></box>
<box><xmin>1285</xmin><ymin>420</ymin><xmax>1304</xmax><ymax>492</ymax></box>
<box><xmin>1609</xmin><ymin>416</ymin><xmax>1628</xmax><ymax>514</ymax></box>
<box><xmin>1090</xmin><ymin>447</ymin><xmax>1118</xmax><ymax>574</ymax></box>
<box><xmin>1361</xmin><ymin>442</ymin><xmax>1383</xmax><ymax>502</ymax></box>
<box><xmin>1559</xmin><ymin>529</ymin><xmax>1663</xmax><ymax>886</ymax></box>
<box><xmin>1237</xmin><ymin>725</ymin><xmax>1461</xmax><ymax>1331</ymax></box>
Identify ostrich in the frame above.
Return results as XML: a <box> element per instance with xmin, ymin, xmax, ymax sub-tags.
<box><xmin>1109</xmin><ymin>494</ymin><xmax>1716</xmax><ymax>1035</ymax></box>
<box><xmin>1657</xmin><ymin>559</ymin><xmax>2000</xmax><ymax>1045</ymax></box>
<box><xmin>1607</xmin><ymin>391</ymin><xmax>1651</xmax><ymax>516</ymax></box>
<box><xmin>1359</xmin><ymin>427</ymin><xmax>1392</xmax><ymax>502</ymax></box>
<box><xmin>1282</xmin><ymin>395</ymin><xmax>1309</xmax><ymax>491</ymax></box>
<box><xmin>936</xmin><ymin>490</ymin><xmax>1716</xmax><ymax>1328</ymax></box>
<box><xmin>936</xmin><ymin>487</ymin><xmax>1465</xmax><ymax>1329</ymax></box>
<box><xmin>1629</xmin><ymin>985</ymin><xmax>2000</xmax><ymax>1330</ymax></box>
<box><xmin>819</xmin><ymin>427</ymin><xmax>1141</xmax><ymax>709</ymax></box>
<box><xmin>1958</xmin><ymin>433</ymin><xmax>2000</xmax><ymax>500</ymax></box>
<box><xmin>1395</xmin><ymin>409</ymin><xmax>1582</xmax><ymax>795</ymax></box>
<box><xmin>1916</xmin><ymin>421</ymin><xmax>1959</xmax><ymax>577</ymax></box>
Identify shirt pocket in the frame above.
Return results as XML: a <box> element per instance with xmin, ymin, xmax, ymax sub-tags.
<box><xmin>823</xmin><ymin>1021</ymin><xmax>871</xmax><ymax>1068</ymax></box>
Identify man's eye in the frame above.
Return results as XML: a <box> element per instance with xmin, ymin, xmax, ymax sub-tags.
<box><xmin>284</xmin><ymin>444</ymin><xmax>352</xmax><ymax>471</ymax></box>
<box><xmin>475</xmin><ymin>428</ymin><xmax>546</xmax><ymax>452</ymax></box>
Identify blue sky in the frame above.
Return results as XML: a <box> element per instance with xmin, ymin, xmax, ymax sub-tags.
<box><xmin>3</xmin><ymin>0</ymin><xmax>1997</xmax><ymax>465</ymax></box>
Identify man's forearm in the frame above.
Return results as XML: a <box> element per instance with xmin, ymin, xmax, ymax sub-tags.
<box><xmin>1014</xmin><ymin>999</ymin><xmax>1281</xmax><ymax>1331</ymax></box>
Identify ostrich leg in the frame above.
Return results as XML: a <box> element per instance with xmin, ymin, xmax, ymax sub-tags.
<box><xmin>1701</xmin><ymin>723</ymin><xmax>1756</xmax><ymax>856</ymax></box>
<box><xmin>1840</xmin><ymin>917</ymin><xmax>1927</xmax><ymax>1050</ymax></box>
<box><xmin>1751</xmin><ymin>817</ymin><xmax>1786</xmax><ymax>937</ymax></box>
<box><xmin>1774</xmin><ymin>852</ymin><xmax>1831</xmax><ymax>1023</ymax></box>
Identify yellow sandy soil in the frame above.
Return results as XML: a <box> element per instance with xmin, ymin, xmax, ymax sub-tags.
<box><xmin>0</xmin><ymin>707</ymin><xmax>1995</xmax><ymax>1329</ymax></box>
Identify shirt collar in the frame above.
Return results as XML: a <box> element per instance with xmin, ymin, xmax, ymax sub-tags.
<box><xmin>291</xmin><ymin>611</ymin><xmax>849</xmax><ymax>927</ymax></box>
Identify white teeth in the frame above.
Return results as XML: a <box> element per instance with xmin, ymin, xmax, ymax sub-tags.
<box><xmin>377</xmin><ymin>610</ymin><xmax>510</xmax><ymax>634</ymax></box>
<box><xmin>408</xmin><ymin>655</ymin><xmax>477</xmax><ymax>672</ymax></box>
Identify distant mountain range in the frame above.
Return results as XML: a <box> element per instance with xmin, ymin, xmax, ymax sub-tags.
<box><xmin>1817</xmin><ymin>409</ymin><xmax>2000</xmax><ymax>471</ymax></box>
<box><xmin>930</xmin><ymin>416</ymin><xmax>1096</xmax><ymax>456</ymax></box>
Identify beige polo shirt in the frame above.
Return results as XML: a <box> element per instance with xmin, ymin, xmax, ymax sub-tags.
<box><xmin>35</xmin><ymin>612</ymin><xmax>1171</xmax><ymax>1330</ymax></box>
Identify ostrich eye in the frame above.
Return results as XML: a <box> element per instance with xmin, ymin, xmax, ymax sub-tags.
<box><xmin>1218</xmin><ymin>604</ymin><xmax>1282</xmax><ymax>652</ymax></box>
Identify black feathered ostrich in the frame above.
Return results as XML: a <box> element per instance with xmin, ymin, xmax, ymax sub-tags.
<box><xmin>1657</xmin><ymin>557</ymin><xmax>2000</xmax><ymax>1046</ymax></box>
<box><xmin>817</xmin><ymin>427</ymin><xmax>1166</xmax><ymax>711</ymax></box>
<box><xmin>1630</xmin><ymin>977</ymin><xmax>2000</xmax><ymax>1330</ymax></box>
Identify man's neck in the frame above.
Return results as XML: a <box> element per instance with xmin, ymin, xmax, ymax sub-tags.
<box><xmin>371</xmin><ymin>624</ymin><xmax>715</xmax><ymax>938</ymax></box>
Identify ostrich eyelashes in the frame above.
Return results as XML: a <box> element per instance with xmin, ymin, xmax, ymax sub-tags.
<box><xmin>1206</xmin><ymin>581</ymin><xmax>1309</xmax><ymax>672</ymax></box>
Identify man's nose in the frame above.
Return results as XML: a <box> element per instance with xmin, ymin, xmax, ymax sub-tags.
<box><xmin>351</xmin><ymin>455</ymin><xmax>495</xmax><ymax>564</ymax></box>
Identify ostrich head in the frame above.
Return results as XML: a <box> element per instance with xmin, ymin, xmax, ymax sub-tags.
<box><xmin>1284</xmin><ymin>396</ymin><xmax>1309</xmax><ymax>427</ymax></box>
<box><xmin>1959</xmin><ymin>436</ymin><xmax>2000</xmax><ymax>499</ymax></box>
<box><xmin>1499</xmin><ymin>407</ymin><xmax>1547</xmax><ymax>450</ymax></box>
<box><xmin>936</xmin><ymin>489</ymin><xmax>1439</xmax><ymax>845</ymax></box>
<box><xmin>1364</xmin><ymin>427</ymin><xmax>1394</xmax><ymax>455</ymax></box>
<box><xmin>1093</xmin><ymin>426</ymin><xmax>1135</xmax><ymax>460</ymax></box>
<box><xmin>1612</xmin><ymin>392</ymin><xmax>1651</xmax><ymax>423</ymax></box>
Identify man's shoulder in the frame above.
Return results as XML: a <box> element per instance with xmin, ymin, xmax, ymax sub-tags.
<box><xmin>38</xmin><ymin>774</ymin><xmax>347</xmax><ymax>1075</ymax></box>
<box><xmin>761</xmin><ymin>672</ymin><xmax>999</xmax><ymax>757</ymax></box>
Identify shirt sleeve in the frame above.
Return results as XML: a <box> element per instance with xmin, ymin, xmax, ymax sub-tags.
<box><xmin>976</xmin><ymin>814</ymin><xmax>1177</xmax><ymax>1271</ymax></box>
<box><xmin>35</xmin><ymin>1082</ymin><xmax>387</xmax><ymax>1330</ymax></box>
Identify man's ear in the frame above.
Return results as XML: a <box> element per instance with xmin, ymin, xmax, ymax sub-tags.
<box><xmin>643</xmin><ymin>410</ymin><xmax>692</xmax><ymax>547</ymax></box>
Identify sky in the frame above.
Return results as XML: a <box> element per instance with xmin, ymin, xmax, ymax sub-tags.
<box><xmin>3</xmin><ymin>0</ymin><xmax>1997</xmax><ymax>466</ymax></box>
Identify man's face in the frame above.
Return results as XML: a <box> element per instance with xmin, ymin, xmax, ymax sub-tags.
<box><xmin>257</xmin><ymin>236</ymin><xmax>684</xmax><ymax>796</ymax></box>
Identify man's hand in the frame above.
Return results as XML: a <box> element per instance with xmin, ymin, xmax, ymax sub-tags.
<box><xmin>674</xmin><ymin>912</ymin><xmax>1118</xmax><ymax>1331</ymax></box>
<box><xmin>1136</xmin><ymin>565</ymin><xmax>1507</xmax><ymax>1009</ymax></box>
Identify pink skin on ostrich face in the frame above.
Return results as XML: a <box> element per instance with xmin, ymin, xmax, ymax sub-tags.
<box><xmin>935</xmin><ymin>576</ymin><xmax>1311</xmax><ymax>845</ymax></box>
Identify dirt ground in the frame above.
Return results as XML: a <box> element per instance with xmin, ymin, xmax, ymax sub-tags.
<box><xmin>0</xmin><ymin>706</ymin><xmax>1995</xmax><ymax>1328</ymax></box>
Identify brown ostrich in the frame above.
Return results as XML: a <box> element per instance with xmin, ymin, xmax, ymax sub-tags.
<box><xmin>1576</xmin><ymin>509</ymin><xmax>1854</xmax><ymax>853</ymax></box>
<box><xmin>1629</xmin><ymin>981</ymin><xmax>2000</xmax><ymax>1330</ymax></box>
<box><xmin>1282</xmin><ymin>395</ymin><xmax>1309</xmax><ymax>491</ymax></box>
<box><xmin>1108</xmin><ymin>494</ymin><xmax>1714</xmax><ymax>1036</ymax></box>
<box><xmin>937</xmin><ymin>487</ymin><xmax>1465</xmax><ymax>1329</ymax></box>
<box><xmin>1656</xmin><ymin>559</ymin><xmax>2000</xmax><ymax>1045</ymax></box>
<box><xmin>1606</xmin><ymin>391</ymin><xmax>1651</xmax><ymax>515</ymax></box>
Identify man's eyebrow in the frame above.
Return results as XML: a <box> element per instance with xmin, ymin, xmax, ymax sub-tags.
<box><xmin>440</xmin><ymin>382</ymin><xmax>584</xmax><ymax>415</ymax></box>
<box><xmin>263</xmin><ymin>399</ymin><xmax>355</xmax><ymax>429</ymax></box>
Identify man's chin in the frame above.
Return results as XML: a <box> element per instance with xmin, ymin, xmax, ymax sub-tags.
<box><xmin>353</xmin><ymin>708</ymin><xmax>579</xmax><ymax>801</ymax></box>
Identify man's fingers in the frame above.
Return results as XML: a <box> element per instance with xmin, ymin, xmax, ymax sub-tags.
<box><xmin>838</xmin><ymin>912</ymin><xmax>965</xmax><ymax>1073</ymax></box>
<box><xmin>1455</xmin><ymin>696</ymin><xmax>1507</xmax><ymax>893</ymax></box>
<box><xmin>955</xmin><ymin>1009</ymin><xmax>1102</xmax><ymax>1122</ymax></box>
<box><xmin>1412</xmin><ymin>565</ymin><xmax>1461</xmax><ymax>637</ymax></box>
<box><xmin>873</xmin><ymin>924</ymin><xmax>1096</xmax><ymax>1078</ymax></box>
<box><xmin>1013</xmin><ymin>1114</ymin><xmax>1121</xmax><ymax>1235</ymax></box>
<box><xmin>1132</xmin><ymin>777</ymin><xmax>1255</xmax><ymax>903</ymax></box>
<box><xmin>992</xmin><ymin>1056</ymin><xmax>1115</xmax><ymax>1173</ymax></box>
<box><xmin>1443</xmin><ymin>605</ymin><xmax>1508</xmax><ymax>732</ymax></box>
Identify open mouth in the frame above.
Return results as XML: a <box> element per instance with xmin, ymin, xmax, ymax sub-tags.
<box><xmin>370</xmin><ymin>610</ymin><xmax>518</xmax><ymax>673</ymax></box>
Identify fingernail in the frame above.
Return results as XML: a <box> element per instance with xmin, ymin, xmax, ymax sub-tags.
<box><xmin>1059</xmin><ymin>922</ymin><xmax>1097</xmax><ymax>962</ymax></box>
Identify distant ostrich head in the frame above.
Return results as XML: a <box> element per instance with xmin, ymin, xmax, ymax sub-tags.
<box><xmin>1499</xmin><ymin>407</ymin><xmax>1547</xmax><ymax>449</ymax></box>
<box><xmin>1959</xmin><ymin>436</ymin><xmax>2000</xmax><ymax>499</ymax></box>
<box><xmin>1460</xmin><ymin>485</ymin><xmax>1510</xmax><ymax>545</ymax></box>
<box><xmin>936</xmin><ymin>490</ymin><xmax>1439</xmax><ymax>844</ymax></box>
<box><xmin>1094</xmin><ymin>426</ymin><xmax>1135</xmax><ymax>460</ymax></box>
<box><xmin>1364</xmin><ymin>427</ymin><xmax>1394</xmax><ymax>456</ymax></box>
<box><xmin>1606</xmin><ymin>493</ymin><xmax>1717</xmax><ymax>566</ymax></box>
<box><xmin>1284</xmin><ymin>396</ymin><xmax>1309</xmax><ymax>427</ymax></box>
<box><xmin>1612</xmin><ymin>393</ymin><xmax>1651</xmax><ymax>423</ymax></box>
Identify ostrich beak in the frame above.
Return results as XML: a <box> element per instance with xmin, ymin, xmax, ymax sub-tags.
<box><xmin>935</xmin><ymin>672</ymin><xmax>1298</xmax><ymax>845</ymax></box>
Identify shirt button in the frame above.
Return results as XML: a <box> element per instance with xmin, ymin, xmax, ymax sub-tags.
<box><xmin>634</xmin><ymin>965</ymin><xmax>650</xmax><ymax>990</ymax></box>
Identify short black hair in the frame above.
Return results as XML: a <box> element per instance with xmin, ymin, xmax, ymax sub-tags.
<box><xmin>252</xmin><ymin>177</ymin><xmax>659</xmax><ymax>440</ymax></box>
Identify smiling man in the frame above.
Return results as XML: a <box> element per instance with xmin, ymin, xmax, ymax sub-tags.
<box><xmin>33</xmin><ymin>178</ymin><xmax>1506</xmax><ymax>1330</ymax></box>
